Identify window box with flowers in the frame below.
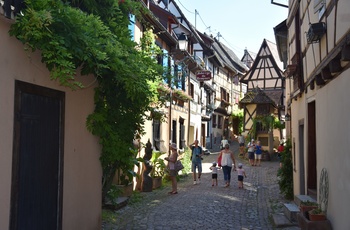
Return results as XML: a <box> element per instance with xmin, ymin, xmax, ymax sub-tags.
<box><xmin>157</xmin><ymin>83</ymin><xmax>171</xmax><ymax>95</ymax></box>
<box><xmin>173</xmin><ymin>89</ymin><xmax>192</xmax><ymax>102</ymax></box>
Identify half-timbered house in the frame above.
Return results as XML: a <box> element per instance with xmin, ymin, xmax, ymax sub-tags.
<box><xmin>240</xmin><ymin>39</ymin><xmax>285</xmax><ymax>152</ymax></box>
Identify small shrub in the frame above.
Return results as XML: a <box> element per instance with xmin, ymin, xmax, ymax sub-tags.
<box><xmin>277</xmin><ymin>138</ymin><xmax>294</xmax><ymax>200</ymax></box>
<box><xmin>300</xmin><ymin>200</ymin><xmax>318</xmax><ymax>206</ymax></box>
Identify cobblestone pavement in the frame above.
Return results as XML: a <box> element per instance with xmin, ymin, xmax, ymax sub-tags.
<box><xmin>102</xmin><ymin>143</ymin><xmax>300</xmax><ymax>230</ymax></box>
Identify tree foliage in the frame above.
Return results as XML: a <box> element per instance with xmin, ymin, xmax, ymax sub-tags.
<box><xmin>10</xmin><ymin>0</ymin><xmax>165</xmax><ymax>203</ymax></box>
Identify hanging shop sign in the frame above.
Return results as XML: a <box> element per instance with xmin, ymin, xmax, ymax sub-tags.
<box><xmin>196</xmin><ymin>70</ymin><xmax>212</xmax><ymax>81</ymax></box>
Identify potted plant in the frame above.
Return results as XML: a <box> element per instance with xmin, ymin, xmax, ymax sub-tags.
<box><xmin>300</xmin><ymin>200</ymin><xmax>318</xmax><ymax>214</ymax></box>
<box><xmin>308</xmin><ymin>208</ymin><xmax>327</xmax><ymax>221</ymax></box>
<box><xmin>150</xmin><ymin>151</ymin><xmax>167</xmax><ymax>189</ymax></box>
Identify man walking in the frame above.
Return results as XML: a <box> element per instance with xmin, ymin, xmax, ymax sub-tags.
<box><xmin>189</xmin><ymin>140</ymin><xmax>203</xmax><ymax>184</ymax></box>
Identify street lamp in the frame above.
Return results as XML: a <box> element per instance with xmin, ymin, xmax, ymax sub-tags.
<box><xmin>285</xmin><ymin>112</ymin><xmax>291</xmax><ymax>121</ymax></box>
<box><xmin>178</xmin><ymin>33</ymin><xmax>188</xmax><ymax>51</ymax></box>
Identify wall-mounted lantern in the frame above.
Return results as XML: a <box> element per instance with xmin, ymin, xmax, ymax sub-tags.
<box><xmin>307</xmin><ymin>22</ymin><xmax>326</xmax><ymax>44</ymax></box>
<box><xmin>178</xmin><ymin>33</ymin><xmax>188</xmax><ymax>51</ymax></box>
<box><xmin>285</xmin><ymin>112</ymin><xmax>291</xmax><ymax>121</ymax></box>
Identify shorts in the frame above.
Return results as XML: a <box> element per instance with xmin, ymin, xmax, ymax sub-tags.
<box><xmin>255</xmin><ymin>154</ymin><xmax>262</xmax><ymax>159</ymax></box>
<box><xmin>212</xmin><ymin>174</ymin><xmax>218</xmax><ymax>179</ymax></box>
<box><xmin>169</xmin><ymin>169</ymin><xmax>177</xmax><ymax>177</ymax></box>
<box><xmin>191</xmin><ymin>162</ymin><xmax>202</xmax><ymax>173</ymax></box>
<box><xmin>239</xmin><ymin>143</ymin><xmax>245</xmax><ymax>147</ymax></box>
<box><xmin>238</xmin><ymin>175</ymin><xmax>244</xmax><ymax>181</ymax></box>
<box><xmin>248</xmin><ymin>152</ymin><xmax>255</xmax><ymax>160</ymax></box>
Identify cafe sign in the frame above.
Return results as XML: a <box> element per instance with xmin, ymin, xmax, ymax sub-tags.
<box><xmin>196</xmin><ymin>70</ymin><xmax>212</xmax><ymax>81</ymax></box>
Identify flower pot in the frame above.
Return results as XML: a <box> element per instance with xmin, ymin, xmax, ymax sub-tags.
<box><xmin>300</xmin><ymin>205</ymin><xmax>318</xmax><ymax>214</ymax></box>
<box><xmin>115</xmin><ymin>182</ymin><xmax>134</xmax><ymax>197</ymax></box>
<box><xmin>152</xmin><ymin>177</ymin><xmax>162</xmax><ymax>189</ymax></box>
<box><xmin>308</xmin><ymin>212</ymin><xmax>327</xmax><ymax>221</ymax></box>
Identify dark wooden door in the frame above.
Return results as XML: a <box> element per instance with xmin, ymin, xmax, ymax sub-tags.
<box><xmin>307</xmin><ymin>101</ymin><xmax>317</xmax><ymax>193</ymax></box>
<box><xmin>11</xmin><ymin>81</ymin><xmax>64</xmax><ymax>230</ymax></box>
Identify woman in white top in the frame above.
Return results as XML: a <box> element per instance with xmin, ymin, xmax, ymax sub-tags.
<box><xmin>218</xmin><ymin>143</ymin><xmax>236</xmax><ymax>187</ymax></box>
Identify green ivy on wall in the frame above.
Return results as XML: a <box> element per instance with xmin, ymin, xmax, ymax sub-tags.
<box><xmin>9</xmin><ymin>0</ymin><xmax>167</xmax><ymax>203</ymax></box>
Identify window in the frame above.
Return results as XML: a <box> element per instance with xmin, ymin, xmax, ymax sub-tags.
<box><xmin>220</xmin><ymin>87</ymin><xmax>227</xmax><ymax>101</ymax></box>
<box><xmin>179</xmin><ymin>120</ymin><xmax>185</xmax><ymax>149</ymax></box>
<box><xmin>172</xmin><ymin>120</ymin><xmax>177</xmax><ymax>144</ymax></box>
<box><xmin>190</xmin><ymin>83</ymin><xmax>194</xmax><ymax>98</ymax></box>
<box><xmin>128</xmin><ymin>14</ymin><xmax>135</xmax><ymax>40</ymax></box>
<box><xmin>174</xmin><ymin>64</ymin><xmax>186</xmax><ymax>91</ymax></box>
<box><xmin>212</xmin><ymin>115</ymin><xmax>217</xmax><ymax>128</ymax></box>
<box><xmin>153</xmin><ymin>119</ymin><xmax>160</xmax><ymax>151</ymax></box>
<box><xmin>257</xmin><ymin>104</ymin><xmax>270</xmax><ymax>115</ymax></box>
<box><xmin>218</xmin><ymin>115</ymin><xmax>223</xmax><ymax>129</ymax></box>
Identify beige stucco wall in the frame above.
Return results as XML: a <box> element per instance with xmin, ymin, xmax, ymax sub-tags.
<box><xmin>0</xmin><ymin>18</ymin><xmax>101</xmax><ymax>229</ymax></box>
<box><xmin>314</xmin><ymin>69</ymin><xmax>350</xmax><ymax>229</ymax></box>
<box><xmin>292</xmin><ymin>69</ymin><xmax>350</xmax><ymax>229</ymax></box>
<box><xmin>288</xmin><ymin>0</ymin><xmax>350</xmax><ymax>228</ymax></box>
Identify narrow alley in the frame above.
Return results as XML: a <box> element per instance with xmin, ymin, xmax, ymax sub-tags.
<box><xmin>102</xmin><ymin>143</ymin><xmax>300</xmax><ymax>230</ymax></box>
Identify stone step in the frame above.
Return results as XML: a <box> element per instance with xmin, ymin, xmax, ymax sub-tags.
<box><xmin>272</xmin><ymin>213</ymin><xmax>298</xmax><ymax>228</ymax></box>
<box><xmin>294</xmin><ymin>194</ymin><xmax>317</xmax><ymax>207</ymax></box>
<box><xmin>283</xmin><ymin>202</ymin><xmax>300</xmax><ymax>223</ymax></box>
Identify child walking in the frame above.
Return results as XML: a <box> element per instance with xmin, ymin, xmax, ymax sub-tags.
<box><xmin>209</xmin><ymin>162</ymin><xmax>219</xmax><ymax>186</ymax></box>
<box><xmin>237</xmin><ymin>163</ymin><xmax>247</xmax><ymax>189</ymax></box>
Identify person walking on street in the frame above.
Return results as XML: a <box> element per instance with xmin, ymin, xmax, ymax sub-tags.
<box><xmin>237</xmin><ymin>163</ymin><xmax>247</xmax><ymax>189</ymax></box>
<box><xmin>218</xmin><ymin>143</ymin><xmax>236</xmax><ymax>187</ymax></box>
<box><xmin>237</xmin><ymin>133</ymin><xmax>245</xmax><ymax>156</ymax></box>
<box><xmin>220</xmin><ymin>136</ymin><xmax>229</xmax><ymax>150</ymax></box>
<box><xmin>254</xmin><ymin>141</ymin><xmax>263</xmax><ymax>166</ymax></box>
<box><xmin>209</xmin><ymin>162</ymin><xmax>219</xmax><ymax>186</ymax></box>
<box><xmin>190</xmin><ymin>140</ymin><xmax>203</xmax><ymax>184</ymax></box>
<box><xmin>247</xmin><ymin>139</ymin><xmax>256</xmax><ymax>166</ymax></box>
<box><xmin>165</xmin><ymin>143</ymin><xmax>178</xmax><ymax>194</ymax></box>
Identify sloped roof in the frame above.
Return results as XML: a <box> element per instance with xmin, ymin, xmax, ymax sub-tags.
<box><xmin>212</xmin><ymin>38</ymin><xmax>248</xmax><ymax>74</ymax></box>
<box><xmin>264</xmin><ymin>90</ymin><xmax>283</xmax><ymax>106</ymax></box>
<box><xmin>265</xmin><ymin>39</ymin><xmax>284</xmax><ymax>70</ymax></box>
<box><xmin>239</xmin><ymin>87</ymin><xmax>276</xmax><ymax>106</ymax></box>
<box><xmin>241</xmin><ymin>49</ymin><xmax>257</xmax><ymax>62</ymax></box>
<box><xmin>240</xmin><ymin>39</ymin><xmax>284</xmax><ymax>92</ymax></box>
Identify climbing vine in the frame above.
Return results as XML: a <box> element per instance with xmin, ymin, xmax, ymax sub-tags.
<box><xmin>9</xmin><ymin>0</ymin><xmax>167</xmax><ymax>203</ymax></box>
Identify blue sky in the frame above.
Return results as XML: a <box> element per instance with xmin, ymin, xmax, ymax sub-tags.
<box><xmin>177</xmin><ymin>0</ymin><xmax>288</xmax><ymax>58</ymax></box>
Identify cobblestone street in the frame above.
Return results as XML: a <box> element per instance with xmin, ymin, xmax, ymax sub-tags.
<box><xmin>102</xmin><ymin>143</ymin><xmax>300</xmax><ymax>230</ymax></box>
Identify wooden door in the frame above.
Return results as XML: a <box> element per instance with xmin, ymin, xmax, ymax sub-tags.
<box><xmin>10</xmin><ymin>81</ymin><xmax>64</xmax><ymax>230</ymax></box>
